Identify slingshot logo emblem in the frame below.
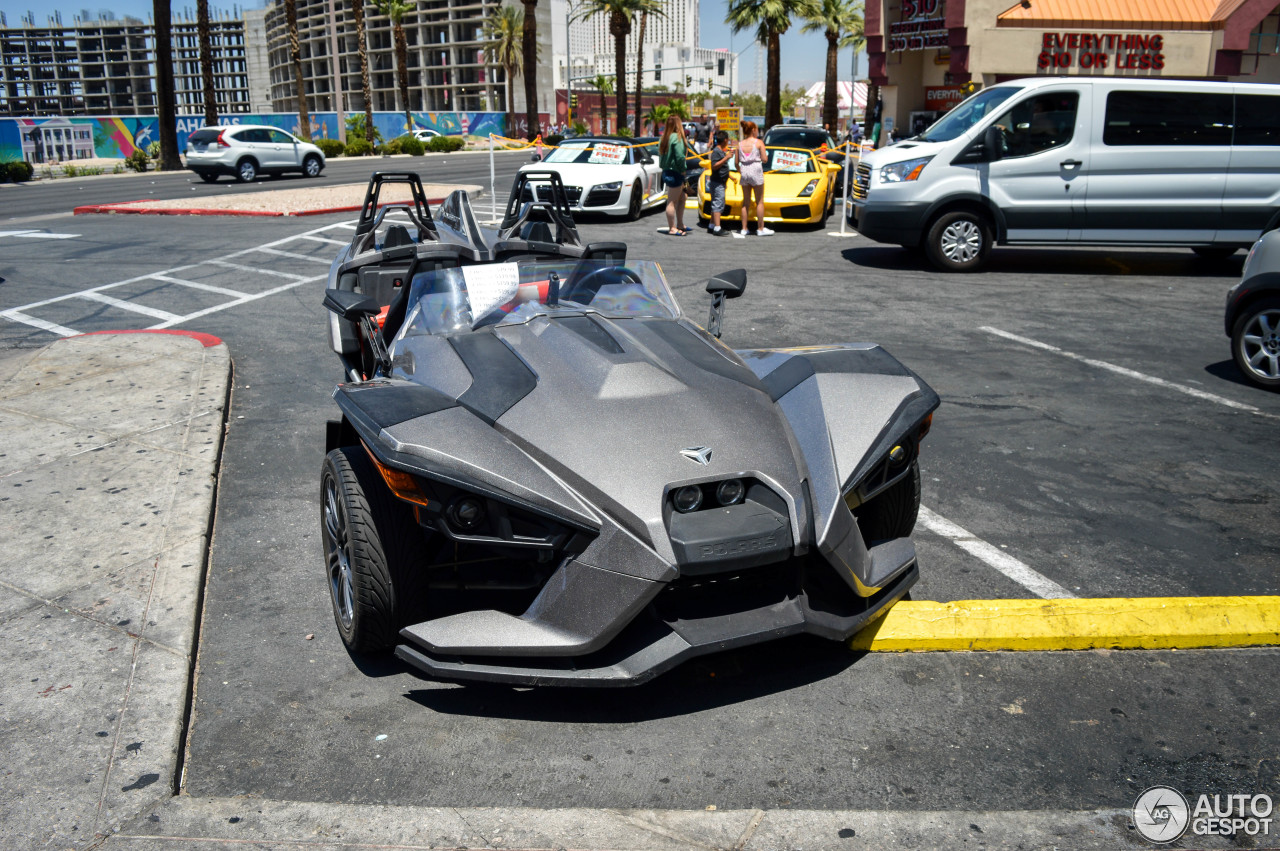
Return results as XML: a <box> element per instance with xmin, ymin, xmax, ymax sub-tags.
<box><xmin>1134</xmin><ymin>786</ymin><xmax>1190</xmax><ymax>843</ymax></box>
<box><xmin>680</xmin><ymin>446</ymin><xmax>713</xmax><ymax>466</ymax></box>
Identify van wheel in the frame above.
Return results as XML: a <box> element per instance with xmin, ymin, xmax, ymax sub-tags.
<box><xmin>925</xmin><ymin>211</ymin><xmax>991</xmax><ymax>272</ymax></box>
<box><xmin>1192</xmin><ymin>246</ymin><xmax>1237</xmax><ymax>260</ymax></box>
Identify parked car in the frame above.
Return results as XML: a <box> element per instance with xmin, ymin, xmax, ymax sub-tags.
<box><xmin>695</xmin><ymin>145</ymin><xmax>841</xmax><ymax>227</ymax></box>
<box><xmin>414</xmin><ymin>129</ymin><xmax>442</xmax><ymax>142</ymax></box>
<box><xmin>849</xmin><ymin>77</ymin><xmax>1280</xmax><ymax>271</ymax></box>
<box><xmin>1226</xmin><ymin>231</ymin><xmax>1280</xmax><ymax>390</ymax></box>
<box><xmin>763</xmin><ymin>124</ymin><xmax>846</xmax><ymax>192</ymax></box>
<box><xmin>515</xmin><ymin>136</ymin><xmax>667</xmax><ymax>220</ymax></box>
<box><xmin>185</xmin><ymin>125</ymin><xmax>325</xmax><ymax>183</ymax></box>
<box><xmin>317</xmin><ymin>171</ymin><xmax>937</xmax><ymax>686</ymax></box>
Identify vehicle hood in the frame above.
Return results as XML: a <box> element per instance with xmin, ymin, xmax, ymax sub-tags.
<box><xmin>517</xmin><ymin>161</ymin><xmax>641</xmax><ymax>186</ymax></box>
<box><xmin>399</xmin><ymin>315</ymin><xmax>807</xmax><ymax>558</ymax></box>
<box><xmin>858</xmin><ymin>138</ymin><xmax>949</xmax><ymax>170</ymax></box>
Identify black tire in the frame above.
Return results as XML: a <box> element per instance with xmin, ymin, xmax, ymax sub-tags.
<box><xmin>198</xmin><ymin>171</ymin><xmax>218</xmax><ymax>183</ymax></box>
<box><xmin>303</xmin><ymin>155</ymin><xmax>323</xmax><ymax>178</ymax></box>
<box><xmin>925</xmin><ymin>210</ymin><xmax>991</xmax><ymax>272</ymax></box>
<box><xmin>626</xmin><ymin>181</ymin><xmax>643</xmax><ymax>220</ymax></box>
<box><xmin>1231</xmin><ymin>296</ymin><xmax>1280</xmax><ymax>390</ymax></box>
<box><xmin>1192</xmin><ymin>246</ymin><xmax>1237</xmax><ymax>260</ymax></box>
<box><xmin>854</xmin><ymin>460</ymin><xmax>921</xmax><ymax>546</ymax></box>
<box><xmin>320</xmin><ymin>446</ymin><xmax>429</xmax><ymax>653</ymax></box>
<box><xmin>235</xmin><ymin>158</ymin><xmax>257</xmax><ymax>183</ymax></box>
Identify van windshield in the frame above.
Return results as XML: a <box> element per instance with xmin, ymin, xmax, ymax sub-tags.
<box><xmin>917</xmin><ymin>86</ymin><xmax>1022</xmax><ymax>143</ymax></box>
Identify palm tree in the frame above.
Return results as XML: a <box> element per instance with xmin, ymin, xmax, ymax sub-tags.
<box><xmin>196</xmin><ymin>0</ymin><xmax>217</xmax><ymax>126</ymax></box>
<box><xmin>374</xmin><ymin>0</ymin><xmax>415</xmax><ymax>134</ymax></box>
<box><xmin>284</xmin><ymin>0</ymin><xmax>311</xmax><ymax>139</ymax></box>
<box><xmin>573</xmin><ymin>0</ymin><xmax>665</xmax><ymax>136</ymax></box>
<box><xmin>587</xmin><ymin>74</ymin><xmax>613</xmax><ymax>132</ymax></box>
<box><xmin>152</xmin><ymin>0</ymin><xmax>182</xmax><ymax>168</ymax></box>
<box><xmin>632</xmin><ymin>4</ymin><xmax>667</xmax><ymax>135</ymax></box>
<box><xmin>665</xmin><ymin>97</ymin><xmax>689</xmax><ymax>120</ymax></box>
<box><xmin>351</xmin><ymin>0</ymin><xmax>375</xmax><ymax>143</ymax></box>
<box><xmin>726</xmin><ymin>0</ymin><xmax>821</xmax><ymax>129</ymax></box>
<box><xmin>483</xmin><ymin>5</ymin><xmax>523</xmax><ymax>138</ymax></box>
<box><xmin>801</xmin><ymin>0</ymin><xmax>860</xmax><ymax>132</ymax></box>
<box><xmin>521</xmin><ymin>0</ymin><xmax>538</xmax><ymax>139</ymax></box>
<box><xmin>643</xmin><ymin>102</ymin><xmax>669</xmax><ymax>135</ymax></box>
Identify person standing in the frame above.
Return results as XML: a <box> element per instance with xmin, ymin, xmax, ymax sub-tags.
<box><xmin>706</xmin><ymin>130</ymin><xmax>731</xmax><ymax>236</ymax></box>
<box><xmin>734</xmin><ymin>120</ymin><xmax>772</xmax><ymax>237</ymax></box>
<box><xmin>659</xmin><ymin>116</ymin><xmax>691</xmax><ymax>236</ymax></box>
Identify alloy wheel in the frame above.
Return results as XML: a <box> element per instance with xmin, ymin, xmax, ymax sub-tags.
<box><xmin>940</xmin><ymin>220</ymin><xmax>983</xmax><ymax>264</ymax></box>
<box><xmin>1239</xmin><ymin>307</ymin><xmax>1280</xmax><ymax>381</ymax></box>
<box><xmin>323</xmin><ymin>474</ymin><xmax>355</xmax><ymax>630</ymax></box>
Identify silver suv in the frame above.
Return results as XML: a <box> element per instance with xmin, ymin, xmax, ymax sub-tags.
<box><xmin>185</xmin><ymin>124</ymin><xmax>326</xmax><ymax>183</ymax></box>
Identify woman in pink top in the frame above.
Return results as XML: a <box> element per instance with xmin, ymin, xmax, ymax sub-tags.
<box><xmin>734</xmin><ymin>121</ymin><xmax>772</xmax><ymax>237</ymax></box>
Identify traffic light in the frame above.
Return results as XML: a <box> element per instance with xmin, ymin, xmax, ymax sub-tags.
<box><xmin>960</xmin><ymin>81</ymin><xmax>979</xmax><ymax>95</ymax></box>
<box><xmin>570</xmin><ymin>93</ymin><xmax>579</xmax><ymax>108</ymax></box>
<box><xmin>685</xmin><ymin>75</ymin><xmax>692</xmax><ymax>87</ymax></box>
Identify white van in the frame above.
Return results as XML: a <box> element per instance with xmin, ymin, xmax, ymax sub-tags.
<box><xmin>848</xmin><ymin>77</ymin><xmax>1280</xmax><ymax>271</ymax></box>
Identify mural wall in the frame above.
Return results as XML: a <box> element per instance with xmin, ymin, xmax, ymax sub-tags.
<box><xmin>0</xmin><ymin>111</ymin><xmax>513</xmax><ymax>162</ymax></box>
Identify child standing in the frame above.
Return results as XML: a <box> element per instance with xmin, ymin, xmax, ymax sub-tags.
<box><xmin>707</xmin><ymin>130</ymin><xmax>731</xmax><ymax>236</ymax></box>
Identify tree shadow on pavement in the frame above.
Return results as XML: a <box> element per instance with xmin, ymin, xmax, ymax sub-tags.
<box><xmin>403</xmin><ymin>634</ymin><xmax>858</xmax><ymax>721</ymax></box>
<box><xmin>841</xmin><ymin>245</ymin><xmax>1245</xmax><ymax>278</ymax></box>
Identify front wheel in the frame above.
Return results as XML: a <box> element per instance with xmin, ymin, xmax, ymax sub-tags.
<box><xmin>320</xmin><ymin>447</ymin><xmax>428</xmax><ymax>653</ymax></box>
<box><xmin>235</xmin><ymin>158</ymin><xmax>257</xmax><ymax>183</ymax></box>
<box><xmin>626</xmin><ymin>181</ymin><xmax>643</xmax><ymax>220</ymax></box>
<box><xmin>303</xmin><ymin>155</ymin><xmax>322</xmax><ymax>178</ymax></box>
<box><xmin>1232</xmin><ymin>296</ymin><xmax>1280</xmax><ymax>390</ymax></box>
<box><xmin>925</xmin><ymin>211</ymin><xmax>991</xmax><ymax>272</ymax></box>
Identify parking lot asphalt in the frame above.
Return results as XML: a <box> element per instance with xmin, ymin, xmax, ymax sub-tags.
<box><xmin>1</xmin><ymin>168</ymin><xmax>1278</xmax><ymax>849</ymax></box>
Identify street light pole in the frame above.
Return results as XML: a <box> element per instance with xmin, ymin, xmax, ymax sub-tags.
<box><xmin>565</xmin><ymin>0</ymin><xmax>572</xmax><ymax>127</ymax></box>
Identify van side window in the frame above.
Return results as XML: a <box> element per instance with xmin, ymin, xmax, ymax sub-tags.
<box><xmin>990</xmin><ymin>92</ymin><xmax>1079</xmax><ymax>158</ymax></box>
<box><xmin>1103</xmin><ymin>91</ymin><xmax>1233</xmax><ymax>146</ymax></box>
<box><xmin>1235</xmin><ymin>95</ymin><xmax>1280</xmax><ymax>146</ymax></box>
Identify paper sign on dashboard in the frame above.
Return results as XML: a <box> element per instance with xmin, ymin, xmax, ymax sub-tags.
<box><xmin>772</xmin><ymin>150</ymin><xmax>809</xmax><ymax>173</ymax></box>
<box><xmin>588</xmin><ymin>143</ymin><xmax>627</xmax><ymax>164</ymax></box>
<box><xmin>462</xmin><ymin>263</ymin><xmax>520</xmax><ymax>325</ymax></box>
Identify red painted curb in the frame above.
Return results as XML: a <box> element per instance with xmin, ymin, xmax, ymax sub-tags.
<box><xmin>70</xmin><ymin>329</ymin><xmax>224</xmax><ymax>347</ymax></box>
<box><xmin>75</xmin><ymin>196</ymin><xmax>451</xmax><ymax>218</ymax></box>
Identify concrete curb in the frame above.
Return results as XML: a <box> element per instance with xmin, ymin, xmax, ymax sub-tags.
<box><xmin>851</xmin><ymin>597</ymin><xmax>1280</xmax><ymax>652</ymax></box>
<box><xmin>0</xmin><ymin>330</ymin><xmax>232</xmax><ymax>850</ymax></box>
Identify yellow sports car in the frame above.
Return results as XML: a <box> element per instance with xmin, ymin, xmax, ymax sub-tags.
<box><xmin>696</xmin><ymin>146</ymin><xmax>841</xmax><ymax>226</ymax></box>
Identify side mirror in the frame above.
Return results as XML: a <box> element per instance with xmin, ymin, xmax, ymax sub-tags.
<box><xmin>706</xmin><ymin>269</ymin><xmax>747</xmax><ymax>339</ymax></box>
<box><xmin>707</xmin><ymin>268</ymin><xmax>747</xmax><ymax>298</ymax></box>
<box><xmin>323</xmin><ymin>288</ymin><xmax>382</xmax><ymax>321</ymax></box>
<box><xmin>983</xmin><ymin>126</ymin><xmax>1004</xmax><ymax>162</ymax></box>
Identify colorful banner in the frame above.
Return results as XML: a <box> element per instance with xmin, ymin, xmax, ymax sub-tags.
<box><xmin>0</xmin><ymin>111</ymin><xmax>512</xmax><ymax>163</ymax></box>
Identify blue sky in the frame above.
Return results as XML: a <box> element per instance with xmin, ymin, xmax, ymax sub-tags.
<box><xmin>0</xmin><ymin>0</ymin><xmax>866</xmax><ymax>87</ymax></box>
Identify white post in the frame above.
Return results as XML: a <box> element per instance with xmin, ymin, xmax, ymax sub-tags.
<box><xmin>489</xmin><ymin>134</ymin><xmax>498</xmax><ymax>221</ymax></box>
<box><xmin>832</xmin><ymin>53</ymin><xmax>860</xmax><ymax>238</ymax></box>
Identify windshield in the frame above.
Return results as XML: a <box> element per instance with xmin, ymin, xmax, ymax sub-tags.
<box><xmin>729</xmin><ymin>146</ymin><xmax>818</xmax><ymax>174</ymax></box>
<box><xmin>764</xmin><ymin>129</ymin><xmax>832</xmax><ymax>149</ymax></box>
<box><xmin>542</xmin><ymin>140</ymin><xmax>637</xmax><ymax>165</ymax></box>
<box><xmin>397</xmin><ymin>258</ymin><xmax>680</xmax><ymax>337</ymax></box>
<box><xmin>917</xmin><ymin>86</ymin><xmax>1022</xmax><ymax>143</ymax></box>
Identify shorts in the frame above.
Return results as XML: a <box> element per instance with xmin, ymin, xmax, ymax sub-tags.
<box><xmin>662</xmin><ymin>170</ymin><xmax>685</xmax><ymax>188</ymax></box>
<box><xmin>709</xmin><ymin>181</ymin><xmax>727</xmax><ymax>213</ymax></box>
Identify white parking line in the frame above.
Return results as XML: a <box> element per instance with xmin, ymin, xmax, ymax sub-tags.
<box><xmin>299</xmin><ymin>235</ymin><xmax>350</xmax><ymax>246</ymax></box>
<box><xmin>0</xmin><ymin>309</ymin><xmax>78</xmax><ymax>337</ymax></box>
<box><xmin>78</xmin><ymin>291</ymin><xmax>184</xmax><ymax>323</ymax></box>
<box><xmin>150</xmin><ymin>275</ymin><xmax>250</xmax><ymax>299</ymax></box>
<box><xmin>149</xmin><ymin>275</ymin><xmax>326</xmax><ymax>328</ymax></box>
<box><xmin>206</xmin><ymin>259</ymin><xmax>310</xmax><ymax>280</ymax></box>
<box><xmin>917</xmin><ymin>506</ymin><xmax>1076</xmax><ymax>599</ymax></box>
<box><xmin>253</xmin><ymin>247</ymin><xmax>334</xmax><ymax>264</ymax></box>
<box><xmin>981</xmin><ymin>326</ymin><xmax>1277</xmax><ymax>420</ymax></box>
<box><xmin>0</xmin><ymin>230</ymin><xmax>79</xmax><ymax>239</ymax></box>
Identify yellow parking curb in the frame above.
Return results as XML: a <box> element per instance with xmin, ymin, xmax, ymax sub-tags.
<box><xmin>851</xmin><ymin>597</ymin><xmax>1280</xmax><ymax>652</ymax></box>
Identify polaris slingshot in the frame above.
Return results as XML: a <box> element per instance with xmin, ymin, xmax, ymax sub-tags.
<box><xmin>319</xmin><ymin>172</ymin><xmax>939</xmax><ymax>686</ymax></box>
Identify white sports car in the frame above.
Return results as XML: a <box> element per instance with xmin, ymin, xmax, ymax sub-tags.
<box><xmin>517</xmin><ymin>136</ymin><xmax>666</xmax><ymax>220</ymax></box>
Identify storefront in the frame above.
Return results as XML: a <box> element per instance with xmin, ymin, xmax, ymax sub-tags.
<box><xmin>864</xmin><ymin>0</ymin><xmax>1280</xmax><ymax>142</ymax></box>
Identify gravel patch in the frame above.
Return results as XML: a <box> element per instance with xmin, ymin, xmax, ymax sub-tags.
<box><xmin>89</xmin><ymin>182</ymin><xmax>484</xmax><ymax>216</ymax></box>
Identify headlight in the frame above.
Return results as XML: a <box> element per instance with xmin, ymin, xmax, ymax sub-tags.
<box><xmin>798</xmin><ymin>179</ymin><xmax>819</xmax><ymax>197</ymax></box>
<box><xmin>879</xmin><ymin>157</ymin><xmax>933</xmax><ymax>183</ymax></box>
<box><xmin>596</xmin><ymin>181</ymin><xmax>623</xmax><ymax>192</ymax></box>
<box><xmin>673</xmin><ymin>485</ymin><xmax>703</xmax><ymax>513</ymax></box>
<box><xmin>716</xmin><ymin>479</ymin><xmax>745</xmax><ymax>505</ymax></box>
